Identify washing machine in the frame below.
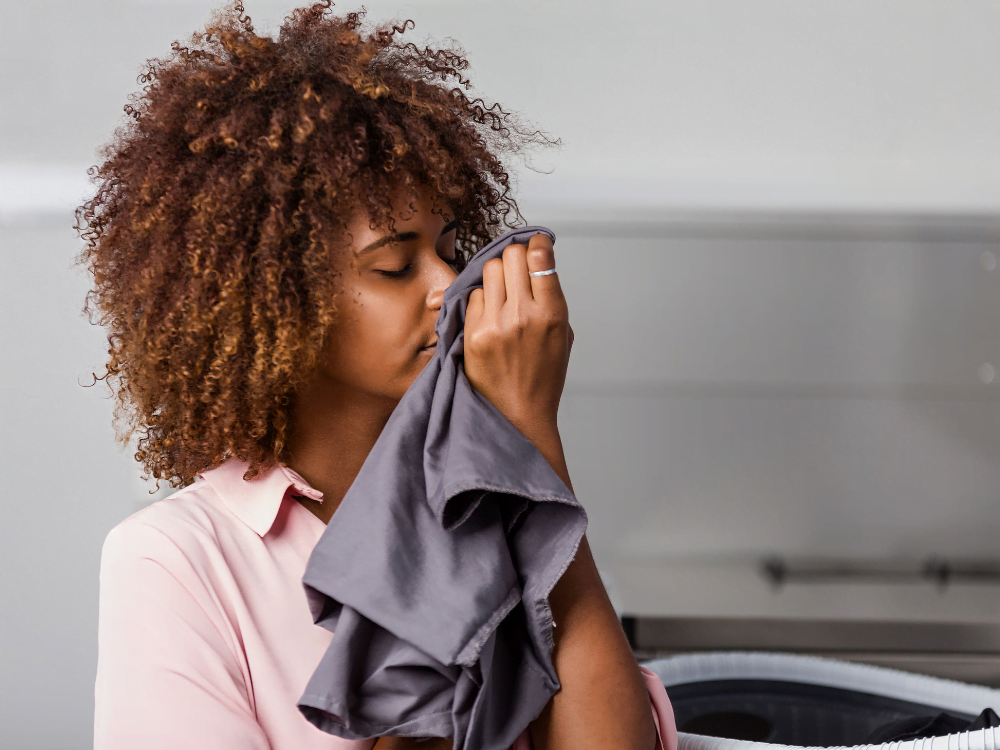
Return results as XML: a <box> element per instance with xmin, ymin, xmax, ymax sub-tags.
<box><xmin>605</xmin><ymin>554</ymin><xmax>1000</xmax><ymax>749</ymax></box>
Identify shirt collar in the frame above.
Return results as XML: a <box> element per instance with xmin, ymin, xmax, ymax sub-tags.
<box><xmin>196</xmin><ymin>457</ymin><xmax>324</xmax><ymax>537</ymax></box>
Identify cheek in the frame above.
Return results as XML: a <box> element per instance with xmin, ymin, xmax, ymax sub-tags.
<box><xmin>354</xmin><ymin>291</ymin><xmax>413</xmax><ymax>349</ymax></box>
<box><xmin>326</xmin><ymin>290</ymin><xmax>414</xmax><ymax>380</ymax></box>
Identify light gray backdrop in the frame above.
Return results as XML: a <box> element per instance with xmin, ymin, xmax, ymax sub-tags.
<box><xmin>3</xmin><ymin>1</ymin><xmax>1000</xmax><ymax>748</ymax></box>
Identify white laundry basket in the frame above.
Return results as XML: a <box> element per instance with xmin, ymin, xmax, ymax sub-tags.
<box><xmin>642</xmin><ymin>652</ymin><xmax>1000</xmax><ymax>750</ymax></box>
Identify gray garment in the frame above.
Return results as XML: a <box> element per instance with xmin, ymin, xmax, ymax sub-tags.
<box><xmin>297</xmin><ymin>226</ymin><xmax>588</xmax><ymax>750</ymax></box>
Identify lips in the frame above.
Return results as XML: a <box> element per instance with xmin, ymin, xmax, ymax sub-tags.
<box><xmin>419</xmin><ymin>339</ymin><xmax>438</xmax><ymax>353</ymax></box>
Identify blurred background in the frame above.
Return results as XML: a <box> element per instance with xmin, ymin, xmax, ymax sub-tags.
<box><xmin>4</xmin><ymin>1</ymin><xmax>1000</xmax><ymax>747</ymax></box>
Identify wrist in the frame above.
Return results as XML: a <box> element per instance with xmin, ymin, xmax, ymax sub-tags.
<box><xmin>511</xmin><ymin>419</ymin><xmax>572</xmax><ymax>493</ymax></box>
<box><xmin>497</xmin><ymin>399</ymin><xmax>559</xmax><ymax>439</ymax></box>
<box><xmin>506</xmin><ymin>412</ymin><xmax>561</xmax><ymax>452</ymax></box>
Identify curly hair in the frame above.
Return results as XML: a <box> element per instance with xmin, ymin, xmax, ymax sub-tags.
<box><xmin>75</xmin><ymin>0</ymin><xmax>556</xmax><ymax>490</ymax></box>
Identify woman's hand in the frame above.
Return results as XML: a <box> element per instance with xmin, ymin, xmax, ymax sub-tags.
<box><xmin>464</xmin><ymin>233</ymin><xmax>573</xmax><ymax>448</ymax></box>
<box><xmin>464</xmin><ymin>232</ymin><xmax>657</xmax><ymax>750</ymax></box>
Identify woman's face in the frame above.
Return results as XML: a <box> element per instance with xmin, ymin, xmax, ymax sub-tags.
<box><xmin>317</xmin><ymin>187</ymin><xmax>460</xmax><ymax>405</ymax></box>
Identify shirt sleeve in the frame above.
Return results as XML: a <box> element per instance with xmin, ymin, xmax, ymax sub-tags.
<box><xmin>640</xmin><ymin>665</ymin><xmax>678</xmax><ymax>750</ymax></box>
<box><xmin>94</xmin><ymin>518</ymin><xmax>272</xmax><ymax>750</ymax></box>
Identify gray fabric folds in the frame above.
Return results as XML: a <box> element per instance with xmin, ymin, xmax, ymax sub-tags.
<box><xmin>297</xmin><ymin>226</ymin><xmax>588</xmax><ymax>750</ymax></box>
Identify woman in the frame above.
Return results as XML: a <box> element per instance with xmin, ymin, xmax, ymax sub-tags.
<box><xmin>78</xmin><ymin>3</ymin><xmax>676</xmax><ymax>749</ymax></box>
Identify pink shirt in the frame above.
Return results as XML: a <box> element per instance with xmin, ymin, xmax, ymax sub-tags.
<box><xmin>94</xmin><ymin>457</ymin><xmax>677</xmax><ymax>750</ymax></box>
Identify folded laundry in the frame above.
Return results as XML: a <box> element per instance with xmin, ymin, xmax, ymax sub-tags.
<box><xmin>297</xmin><ymin>227</ymin><xmax>589</xmax><ymax>750</ymax></box>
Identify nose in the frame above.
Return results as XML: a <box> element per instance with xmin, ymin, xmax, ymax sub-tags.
<box><xmin>426</xmin><ymin>254</ymin><xmax>457</xmax><ymax>311</ymax></box>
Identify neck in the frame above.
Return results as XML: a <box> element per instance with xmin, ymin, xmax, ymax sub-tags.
<box><xmin>285</xmin><ymin>377</ymin><xmax>397</xmax><ymax>525</ymax></box>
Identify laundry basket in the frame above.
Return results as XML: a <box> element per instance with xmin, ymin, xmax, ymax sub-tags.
<box><xmin>642</xmin><ymin>652</ymin><xmax>1000</xmax><ymax>750</ymax></box>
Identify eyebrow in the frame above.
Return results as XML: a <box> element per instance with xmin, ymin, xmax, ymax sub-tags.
<box><xmin>358</xmin><ymin>231</ymin><xmax>419</xmax><ymax>255</ymax></box>
<box><xmin>357</xmin><ymin>219</ymin><xmax>459</xmax><ymax>256</ymax></box>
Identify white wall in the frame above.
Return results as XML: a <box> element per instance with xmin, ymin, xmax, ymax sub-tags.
<box><xmin>7</xmin><ymin>0</ymin><xmax>1000</xmax><ymax>213</ymax></box>
<box><xmin>1</xmin><ymin>225</ymin><xmax>151</xmax><ymax>750</ymax></box>
<box><xmin>551</xmin><ymin>217</ymin><xmax>1000</xmax><ymax>563</ymax></box>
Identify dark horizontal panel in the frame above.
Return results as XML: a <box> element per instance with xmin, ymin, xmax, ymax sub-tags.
<box><xmin>760</xmin><ymin>556</ymin><xmax>1000</xmax><ymax>585</ymax></box>
<box><xmin>622</xmin><ymin>616</ymin><xmax>1000</xmax><ymax>655</ymax></box>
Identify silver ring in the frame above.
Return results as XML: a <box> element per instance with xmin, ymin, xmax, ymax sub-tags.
<box><xmin>529</xmin><ymin>268</ymin><xmax>557</xmax><ymax>277</ymax></box>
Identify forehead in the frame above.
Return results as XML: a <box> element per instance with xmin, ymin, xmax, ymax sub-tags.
<box><xmin>344</xmin><ymin>190</ymin><xmax>453</xmax><ymax>240</ymax></box>
<box><xmin>329</xmin><ymin>192</ymin><xmax>453</xmax><ymax>268</ymax></box>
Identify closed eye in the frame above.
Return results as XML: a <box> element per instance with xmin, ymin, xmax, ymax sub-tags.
<box><xmin>375</xmin><ymin>263</ymin><xmax>414</xmax><ymax>279</ymax></box>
